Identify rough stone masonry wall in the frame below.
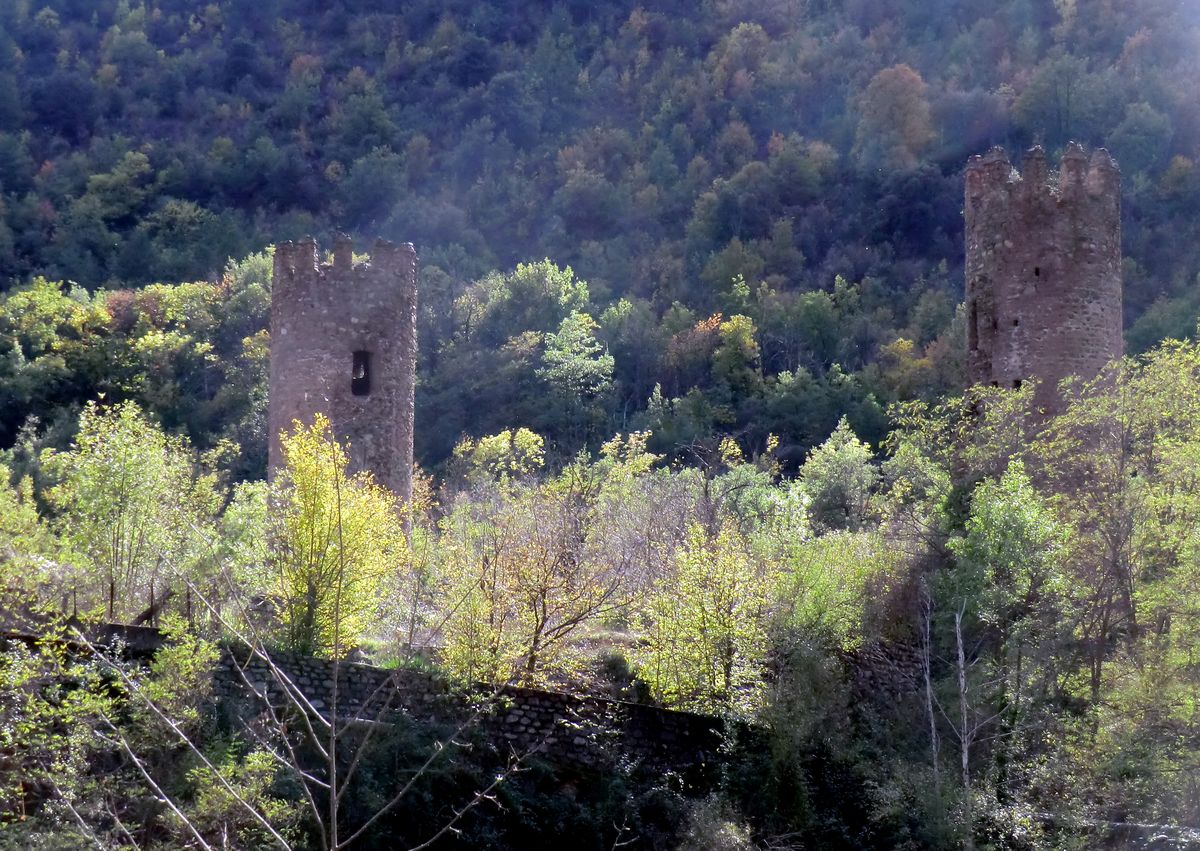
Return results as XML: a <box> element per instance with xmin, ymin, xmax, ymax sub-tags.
<box><xmin>212</xmin><ymin>646</ymin><xmax>725</xmax><ymax>770</ymax></box>
<box><xmin>964</xmin><ymin>144</ymin><xmax>1123</xmax><ymax>413</ymax></box>
<box><xmin>269</xmin><ymin>236</ymin><xmax>417</xmax><ymax>507</ymax></box>
<box><xmin>1</xmin><ymin>623</ymin><xmax>725</xmax><ymax>772</ymax></box>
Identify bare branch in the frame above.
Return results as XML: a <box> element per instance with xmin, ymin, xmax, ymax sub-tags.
<box><xmin>95</xmin><ymin>723</ymin><xmax>216</xmax><ymax>851</ymax></box>
<box><xmin>404</xmin><ymin>759</ymin><xmax>519</xmax><ymax>851</ymax></box>
<box><xmin>77</xmin><ymin>630</ymin><xmax>295</xmax><ymax>850</ymax></box>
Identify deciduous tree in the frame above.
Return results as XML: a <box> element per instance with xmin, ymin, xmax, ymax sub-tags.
<box><xmin>269</xmin><ymin>415</ymin><xmax>405</xmax><ymax>658</ymax></box>
<box><xmin>636</xmin><ymin>522</ymin><xmax>771</xmax><ymax>715</ymax></box>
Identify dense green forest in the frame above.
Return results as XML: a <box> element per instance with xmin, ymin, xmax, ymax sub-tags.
<box><xmin>4</xmin><ymin>0</ymin><xmax>1200</xmax><ymax>849</ymax></box>
<box><xmin>1</xmin><ymin>0</ymin><xmax>1199</xmax><ymax>470</ymax></box>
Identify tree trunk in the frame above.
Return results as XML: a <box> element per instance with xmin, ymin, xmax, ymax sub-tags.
<box><xmin>921</xmin><ymin>590</ymin><xmax>941</xmax><ymax>797</ymax></box>
<box><xmin>956</xmin><ymin>606</ymin><xmax>974</xmax><ymax>851</ymax></box>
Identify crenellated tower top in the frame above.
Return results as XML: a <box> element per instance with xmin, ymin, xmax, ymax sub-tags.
<box><xmin>965</xmin><ymin>142</ymin><xmax>1120</xmax><ymax>218</ymax></box>
<box><xmin>272</xmin><ymin>236</ymin><xmax>417</xmax><ymax>299</ymax></box>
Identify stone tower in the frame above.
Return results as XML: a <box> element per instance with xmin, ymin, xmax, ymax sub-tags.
<box><xmin>964</xmin><ymin>143</ymin><xmax>1123</xmax><ymax>412</ymax></box>
<box><xmin>269</xmin><ymin>235</ymin><xmax>417</xmax><ymax>508</ymax></box>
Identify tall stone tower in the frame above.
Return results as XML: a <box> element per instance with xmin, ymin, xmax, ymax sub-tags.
<box><xmin>269</xmin><ymin>235</ymin><xmax>417</xmax><ymax>508</ymax></box>
<box><xmin>964</xmin><ymin>143</ymin><xmax>1123</xmax><ymax>412</ymax></box>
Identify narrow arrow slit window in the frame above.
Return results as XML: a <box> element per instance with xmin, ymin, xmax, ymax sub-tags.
<box><xmin>352</xmin><ymin>350</ymin><xmax>371</xmax><ymax>396</ymax></box>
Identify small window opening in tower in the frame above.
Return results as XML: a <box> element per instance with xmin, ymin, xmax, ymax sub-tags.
<box><xmin>1013</xmin><ymin>379</ymin><xmax>1022</xmax><ymax>389</ymax></box>
<box><xmin>352</xmin><ymin>350</ymin><xmax>371</xmax><ymax>396</ymax></box>
<box><xmin>968</xmin><ymin>301</ymin><xmax>979</xmax><ymax>352</ymax></box>
<box><xmin>1012</xmin><ymin>318</ymin><xmax>1019</xmax><ymax>327</ymax></box>
<box><xmin>1034</xmin><ymin>266</ymin><xmax>1041</xmax><ymax>277</ymax></box>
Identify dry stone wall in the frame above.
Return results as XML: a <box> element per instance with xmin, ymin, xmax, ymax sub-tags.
<box><xmin>212</xmin><ymin>645</ymin><xmax>725</xmax><ymax>771</ymax></box>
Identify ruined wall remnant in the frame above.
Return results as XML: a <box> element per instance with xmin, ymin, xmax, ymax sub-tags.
<box><xmin>3</xmin><ymin>621</ymin><xmax>726</xmax><ymax>774</ymax></box>
<box><xmin>269</xmin><ymin>235</ymin><xmax>417</xmax><ymax>506</ymax></box>
<box><xmin>212</xmin><ymin>648</ymin><xmax>726</xmax><ymax>771</ymax></box>
<box><xmin>964</xmin><ymin>144</ymin><xmax>1123</xmax><ymax>412</ymax></box>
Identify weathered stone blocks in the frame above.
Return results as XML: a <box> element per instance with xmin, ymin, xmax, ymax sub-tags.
<box><xmin>269</xmin><ymin>235</ymin><xmax>417</xmax><ymax>507</ymax></box>
<box><xmin>213</xmin><ymin>648</ymin><xmax>725</xmax><ymax>771</ymax></box>
<box><xmin>964</xmin><ymin>144</ymin><xmax>1123</xmax><ymax>413</ymax></box>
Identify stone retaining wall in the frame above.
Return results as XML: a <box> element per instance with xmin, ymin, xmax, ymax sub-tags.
<box><xmin>211</xmin><ymin>643</ymin><xmax>724</xmax><ymax>771</ymax></box>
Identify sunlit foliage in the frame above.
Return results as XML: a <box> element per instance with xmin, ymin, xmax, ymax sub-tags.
<box><xmin>269</xmin><ymin>414</ymin><xmax>405</xmax><ymax>657</ymax></box>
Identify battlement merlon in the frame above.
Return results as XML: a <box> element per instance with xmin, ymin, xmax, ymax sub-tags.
<box><xmin>271</xmin><ymin>238</ymin><xmax>319</xmax><ymax>296</ymax></box>
<box><xmin>965</xmin><ymin>146</ymin><xmax>1015</xmax><ymax>196</ymax></box>
<box><xmin>365</xmin><ymin>239</ymin><xmax>418</xmax><ymax>280</ymax></box>
<box><xmin>333</xmin><ymin>232</ymin><xmax>353</xmax><ymax>272</ymax></box>
<box><xmin>1084</xmin><ymin>147</ymin><xmax>1120</xmax><ymax>198</ymax></box>
<box><xmin>1058</xmin><ymin>142</ymin><xmax>1120</xmax><ymax>200</ymax></box>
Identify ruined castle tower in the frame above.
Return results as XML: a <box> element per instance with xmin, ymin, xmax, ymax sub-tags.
<box><xmin>269</xmin><ymin>235</ymin><xmax>417</xmax><ymax>508</ymax></box>
<box><xmin>964</xmin><ymin>144</ymin><xmax>1123</xmax><ymax>412</ymax></box>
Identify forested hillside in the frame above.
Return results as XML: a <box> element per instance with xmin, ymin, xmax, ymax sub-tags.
<box><xmin>1</xmin><ymin>0</ymin><xmax>1199</xmax><ymax>469</ymax></box>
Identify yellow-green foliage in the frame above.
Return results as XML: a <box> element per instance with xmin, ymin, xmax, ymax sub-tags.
<box><xmin>184</xmin><ymin>748</ymin><xmax>303</xmax><ymax>847</ymax></box>
<box><xmin>434</xmin><ymin>437</ymin><xmax>663</xmax><ymax>687</ymax></box>
<box><xmin>636</xmin><ymin>522</ymin><xmax>772</xmax><ymax>716</ymax></box>
<box><xmin>41</xmin><ymin>401</ymin><xmax>220</xmax><ymax>621</ymax></box>
<box><xmin>0</xmin><ymin>618</ymin><xmax>117</xmax><ymax>820</ymax></box>
<box><xmin>270</xmin><ymin>414</ymin><xmax>404</xmax><ymax>658</ymax></box>
<box><xmin>436</xmin><ymin>477</ymin><xmax>625</xmax><ymax>687</ymax></box>
<box><xmin>0</xmin><ymin>464</ymin><xmax>70</xmax><ymax>596</ymax></box>
<box><xmin>134</xmin><ymin>620</ymin><xmax>222</xmax><ymax>733</ymax></box>
<box><xmin>799</xmin><ymin>415</ymin><xmax>878</xmax><ymax>532</ymax></box>
<box><xmin>453</xmin><ymin>427</ymin><xmax>545</xmax><ymax>483</ymax></box>
<box><xmin>774</xmin><ymin>530</ymin><xmax>902</xmax><ymax>651</ymax></box>
<box><xmin>1035</xmin><ymin>340</ymin><xmax>1200</xmax><ymax>818</ymax></box>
